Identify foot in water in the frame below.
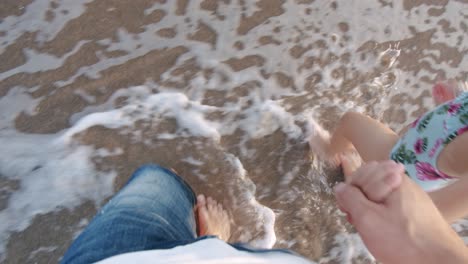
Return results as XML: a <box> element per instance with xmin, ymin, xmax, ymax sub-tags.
<box><xmin>308</xmin><ymin>120</ymin><xmax>331</xmax><ymax>156</ymax></box>
<box><xmin>197</xmin><ymin>194</ymin><xmax>231</xmax><ymax>241</ymax></box>
<box><xmin>340</xmin><ymin>152</ymin><xmax>362</xmax><ymax>182</ymax></box>
<box><xmin>308</xmin><ymin>120</ymin><xmax>340</xmax><ymax>166</ymax></box>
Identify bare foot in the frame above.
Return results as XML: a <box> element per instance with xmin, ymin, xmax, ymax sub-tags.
<box><xmin>340</xmin><ymin>152</ymin><xmax>362</xmax><ymax>182</ymax></box>
<box><xmin>197</xmin><ymin>194</ymin><xmax>231</xmax><ymax>241</ymax></box>
<box><xmin>432</xmin><ymin>80</ymin><xmax>455</xmax><ymax>105</ymax></box>
<box><xmin>308</xmin><ymin>120</ymin><xmax>339</xmax><ymax>165</ymax></box>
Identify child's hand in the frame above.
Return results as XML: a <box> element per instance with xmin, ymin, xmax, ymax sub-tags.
<box><xmin>432</xmin><ymin>79</ymin><xmax>457</xmax><ymax>105</ymax></box>
<box><xmin>342</xmin><ymin>159</ymin><xmax>403</xmax><ymax>202</ymax></box>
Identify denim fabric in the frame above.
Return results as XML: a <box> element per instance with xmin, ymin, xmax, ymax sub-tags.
<box><xmin>61</xmin><ymin>165</ymin><xmax>202</xmax><ymax>264</ymax></box>
<box><xmin>61</xmin><ymin>164</ymin><xmax>296</xmax><ymax>264</ymax></box>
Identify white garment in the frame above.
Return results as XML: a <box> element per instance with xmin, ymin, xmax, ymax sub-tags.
<box><xmin>97</xmin><ymin>238</ymin><xmax>314</xmax><ymax>264</ymax></box>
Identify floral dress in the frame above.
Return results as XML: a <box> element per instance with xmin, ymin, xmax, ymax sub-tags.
<box><xmin>390</xmin><ymin>92</ymin><xmax>468</xmax><ymax>191</ymax></box>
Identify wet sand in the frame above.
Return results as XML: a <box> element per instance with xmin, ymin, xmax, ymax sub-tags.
<box><xmin>1</xmin><ymin>0</ymin><xmax>468</xmax><ymax>263</ymax></box>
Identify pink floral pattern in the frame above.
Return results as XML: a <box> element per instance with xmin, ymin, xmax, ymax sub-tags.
<box><xmin>391</xmin><ymin>91</ymin><xmax>467</xmax><ymax>184</ymax></box>
<box><xmin>416</xmin><ymin>162</ymin><xmax>452</xmax><ymax>181</ymax></box>
<box><xmin>447</xmin><ymin>103</ymin><xmax>462</xmax><ymax>115</ymax></box>
<box><xmin>413</xmin><ymin>138</ymin><xmax>425</xmax><ymax>154</ymax></box>
<box><xmin>428</xmin><ymin>138</ymin><xmax>443</xmax><ymax>158</ymax></box>
<box><xmin>458</xmin><ymin>126</ymin><xmax>468</xmax><ymax>135</ymax></box>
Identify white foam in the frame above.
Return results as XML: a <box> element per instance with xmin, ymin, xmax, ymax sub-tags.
<box><xmin>322</xmin><ymin>232</ymin><xmax>374</xmax><ymax>263</ymax></box>
<box><xmin>0</xmin><ymin>0</ymin><xmax>93</xmax><ymax>51</ymax></box>
<box><xmin>73</xmin><ymin>88</ymin><xmax>97</xmax><ymax>104</ymax></box>
<box><xmin>0</xmin><ymin>87</ymin><xmax>41</xmax><ymax>130</ymax></box>
<box><xmin>0</xmin><ymin>41</ymin><xmax>88</xmax><ymax>80</ymax></box>
<box><xmin>239</xmin><ymin>100</ymin><xmax>302</xmax><ymax>139</ymax></box>
<box><xmin>0</xmin><ymin>136</ymin><xmax>117</xmax><ymax>258</ymax></box>
<box><xmin>63</xmin><ymin>91</ymin><xmax>221</xmax><ymax>142</ymax></box>
<box><xmin>0</xmin><ymin>88</ymin><xmax>118</xmax><ymax>257</ymax></box>
<box><xmin>226</xmin><ymin>154</ymin><xmax>276</xmax><ymax>249</ymax></box>
<box><xmin>182</xmin><ymin>157</ymin><xmax>204</xmax><ymax>166</ymax></box>
<box><xmin>27</xmin><ymin>246</ymin><xmax>58</xmax><ymax>261</ymax></box>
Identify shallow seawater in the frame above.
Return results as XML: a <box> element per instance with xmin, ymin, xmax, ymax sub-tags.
<box><xmin>0</xmin><ymin>0</ymin><xmax>467</xmax><ymax>263</ymax></box>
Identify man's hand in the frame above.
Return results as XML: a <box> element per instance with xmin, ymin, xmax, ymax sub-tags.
<box><xmin>346</xmin><ymin>160</ymin><xmax>403</xmax><ymax>202</ymax></box>
<box><xmin>335</xmin><ymin>160</ymin><xmax>468</xmax><ymax>264</ymax></box>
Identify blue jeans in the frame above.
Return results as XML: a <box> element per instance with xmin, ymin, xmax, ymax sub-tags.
<box><xmin>61</xmin><ymin>164</ymin><xmax>294</xmax><ymax>264</ymax></box>
<box><xmin>61</xmin><ymin>165</ymin><xmax>210</xmax><ymax>264</ymax></box>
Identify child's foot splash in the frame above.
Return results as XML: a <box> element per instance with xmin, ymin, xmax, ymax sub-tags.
<box><xmin>197</xmin><ymin>194</ymin><xmax>231</xmax><ymax>241</ymax></box>
<box><xmin>308</xmin><ymin>119</ymin><xmax>331</xmax><ymax>157</ymax></box>
<box><xmin>340</xmin><ymin>152</ymin><xmax>362</xmax><ymax>182</ymax></box>
<box><xmin>308</xmin><ymin>120</ymin><xmax>339</xmax><ymax>165</ymax></box>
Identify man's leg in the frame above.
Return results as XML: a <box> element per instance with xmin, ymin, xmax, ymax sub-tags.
<box><xmin>61</xmin><ymin>164</ymin><xmax>198</xmax><ymax>264</ymax></box>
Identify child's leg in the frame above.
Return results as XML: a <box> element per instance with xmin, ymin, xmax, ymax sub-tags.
<box><xmin>438</xmin><ymin>133</ymin><xmax>468</xmax><ymax>177</ymax></box>
<box><xmin>327</xmin><ymin>112</ymin><xmax>399</xmax><ymax>162</ymax></box>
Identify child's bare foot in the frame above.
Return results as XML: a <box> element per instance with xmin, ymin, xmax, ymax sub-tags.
<box><xmin>340</xmin><ymin>152</ymin><xmax>362</xmax><ymax>182</ymax></box>
<box><xmin>197</xmin><ymin>194</ymin><xmax>231</xmax><ymax>241</ymax></box>
<box><xmin>432</xmin><ymin>79</ymin><xmax>459</xmax><ymax>105</ymax></box>
<box><xmin>308</xmin><ymin>120</ymin><xmax>339</xmax><ymax>165</ymax></box>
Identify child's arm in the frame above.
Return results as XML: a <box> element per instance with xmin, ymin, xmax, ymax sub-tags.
<box><xmin>429</xmin><ymin>176</ymin><xmax>468</xmax><ymax>223</ymax></box>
